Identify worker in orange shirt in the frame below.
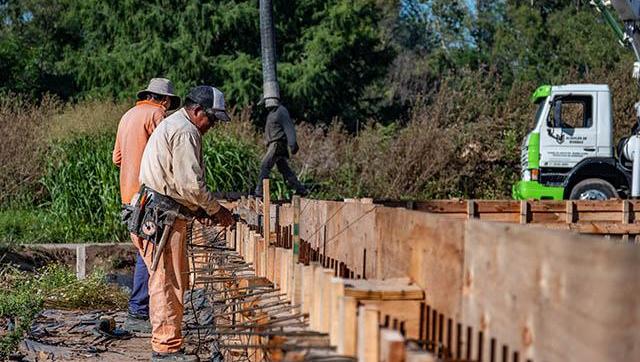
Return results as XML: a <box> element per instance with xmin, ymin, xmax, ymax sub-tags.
<box><xmin>112</xmin><ymin>78</ymin><xmax>181</xmax><ymax>333</ymax></box>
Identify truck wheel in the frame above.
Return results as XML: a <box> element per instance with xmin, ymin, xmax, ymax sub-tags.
<box><xmin>569</xmin><ymin>178</ymin><xmax>618</xmax><ymax>200</ymax></box>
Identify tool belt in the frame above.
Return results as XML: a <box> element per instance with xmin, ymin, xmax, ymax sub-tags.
<box><xmin>121</xmin><ymin>185</ymin><xmax>194</xmax><ymax>245</ymax></box>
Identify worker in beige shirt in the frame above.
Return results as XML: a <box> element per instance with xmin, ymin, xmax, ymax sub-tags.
<box><xmin>138</xmin><ymin>85</ymin><xmax>235</xmax><ymax>362</ymax></box>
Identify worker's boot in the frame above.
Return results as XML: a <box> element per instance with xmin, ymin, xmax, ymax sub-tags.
<box><xmin>124</xmin><ymin>313</ymin><xmax>151</xmax><ymax>333</ymax></box>
<box><xmin>151</xmin><ymin>350</ymin><xmax>199</xmax><ymax>362</ymax></box>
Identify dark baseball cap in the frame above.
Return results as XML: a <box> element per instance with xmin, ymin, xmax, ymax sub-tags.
<box><xmin>186</xmin><ymin>85</ymin><xmax>230</xmax><ymax>122</ymax></box>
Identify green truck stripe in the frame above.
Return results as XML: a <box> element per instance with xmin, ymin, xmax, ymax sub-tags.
<box><xmin>528</xmin><ymin>132</ymin><xmax>540</xmax><ymax>169</ymax></box>
<box><xmin>512</xmin><ymin>180</ymin><xmax>564</xmax><ymax>200</ymax></box>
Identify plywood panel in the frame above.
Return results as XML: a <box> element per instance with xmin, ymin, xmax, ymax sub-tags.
<box><xmin>462</xmin><ymin>220</ymin><xmax>640</xmax><ymax>361</ymax></box>
<box><xmin>376</xmin><ymin>208</ymin><xmax>465</xmax><ymax>319</ymax></box>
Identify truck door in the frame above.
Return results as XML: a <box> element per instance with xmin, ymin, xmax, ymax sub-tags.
<box><xmin>539</xmin><ymin>93</ymin><xmax>598</xmax><ymax>169</ymax></box>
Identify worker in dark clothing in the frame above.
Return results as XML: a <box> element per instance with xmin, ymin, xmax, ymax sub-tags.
<box><xmin>254</xmin><ymin>105</ymin><xmax>307</xmax><ymax>197</ymax></box>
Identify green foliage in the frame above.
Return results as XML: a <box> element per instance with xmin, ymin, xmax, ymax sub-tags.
<box><xmin>0</xmin><ymin>264</ymin><xmax>127</xmax><ymax>357</ymax></box>
<box><xmin>41</xmin><ymin>134</ymin><xmax>125</xmax><ymax>242</ymax></box>
<box><xmin>0</xmin><ymin>119</ymin><xmax>292</xmax><ymax>242</ymax></box>
<box><xmin>202</xmin><ymin>130</ymin><xmax>262</xmax><ymax>194</ymax></box>
<box><xmin>0</xmin><ymin>0</ymin><xmax>391</xmax><ymax>126</ymax></box>
<box><xmin>0</xmin><ymin>209</ymin><xmax>65</xmax><ymax>244</ymax></box>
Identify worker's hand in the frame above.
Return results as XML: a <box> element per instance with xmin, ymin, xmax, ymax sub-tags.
<box><xmin>290</xmin><ymin>142</ymin><xmax>299</xmax><ymax>155</ymax></box>
<box><xmin>213</xmin><ymin>206</ymin><xmax>235</xmax><ymax>227</ymax></box>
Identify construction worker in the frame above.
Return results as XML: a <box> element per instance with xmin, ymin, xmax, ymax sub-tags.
<box><xmin>112</xmin><ymin>78</ymin><xmax>181</xmax><ymax>333</ymax></box>
<box><xmin>254</xmin><ymin>104</ymin><xmax>307</xmax><ymax>197</ymax></box>
<box><xmin>137</xmin><ymin>85</ymin><xmax>235</xmax><ymax>362</ymax></box>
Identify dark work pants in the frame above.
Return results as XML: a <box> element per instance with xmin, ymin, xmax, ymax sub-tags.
<box><xmin>255</xmin><ymin>142</ymin><xmax>305</xmax><ymax>195</ymax></box>
<box><xmin>128</xmin><ymin>252</ymin><xmax>150</xmax><ymax>318</ymax></box>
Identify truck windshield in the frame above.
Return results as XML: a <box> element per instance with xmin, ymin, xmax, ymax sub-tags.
<box><xmin>533</xmin><ymin>98</ymin><xmax>546</xmax><ymax>127</ymax></box>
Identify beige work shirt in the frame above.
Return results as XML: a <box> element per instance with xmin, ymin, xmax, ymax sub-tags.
<box><xmin>139</xmin><ymin>108</ymin><xmax>221</xmax><ymax>216</ymax></box>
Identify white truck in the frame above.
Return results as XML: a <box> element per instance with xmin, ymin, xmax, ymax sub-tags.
<box><xmin>512</xmin><ymin>84</ymin><xmax>637</xmax><ymax>200</ymax></box>
<box><xmin>513</xmin><ymin>0</ymin><xmax>640</xmax><ymax>200</ymax></box>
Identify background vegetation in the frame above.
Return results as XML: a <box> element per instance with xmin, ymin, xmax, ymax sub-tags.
<box><xmin>1</xmin><ymin>0</ymin><xmax>640</xmax><ymax>242</ymax></box>
<box><xmin>0</xmin><ymin>263</ymin><xmax>128</xmax><ymax>357</ymax></box>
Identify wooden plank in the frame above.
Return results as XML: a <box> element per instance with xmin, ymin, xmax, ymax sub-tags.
<box><xmin>330</xmin><ymin>277</ymin><xmax>345</xmax><ymax>347</ymax></box>
<box><xmin>623</xmin><ymin>199</ymin><xmax>631</xmax><ymax>224</ymax></box>
<box><xmin>273</xmin><ymin>248</ymin><xmax>282</xmax><ymax>288</ymax></box>
<box><xmin>376</xmin><ymin>208</ymin><xmax>465</xmax><ymax>318</ymax></box>
<box><xmin>283</xmin><ymin>249</ymin><xmax>293</xmax><ymax>301</ymax></box>
<box><xmin>623</xmin><ymin>200</ymin><xmax>631</xmax><ymax>242</ymax></box>
<box><xmin>462</xmin><ymin>220</ymin><xmax>640</xmax><ymax>361</ymax></box>
<box><xmin>545</xmin><ymin>222</ymin><xmax>640</xmax><ymax>234</ymax></box>
<box><xmin>321</xmin><ymin>269</ymin><xmax>334</xmax><ymax>333</ymax></box>
<box><xmin>292</xmin><ymin>262</ymin><xmax>303</xmax><ymax>306</ymax></box>
<box><xmin>266</xmin><ymin>246</ymin><xmax>276</xmax><ymax>281</ymax></box>
<box><xmin>338</xmin><ymin>296</ymin><xmax>358</xmax><ymax>357</ymax></box>
<box><xmin>262</xmin><ymin>179</ymin><xmax>270</xmax><ymax>277</ymax></box>
<box><xmin>312</xmin><ymin>264</ymin><xmax>324</xmax><ymax>330</ymax></box>
<box><xmin>344</xmin><ymin>278</ymin><xmax>424</xmax><ymax>301</ymax></box>
<box><xmin>301</xmin><ymin>264</ymin><xmax>316</xmax><ymax>315</ymax></box>
<box><xmin>519</xmin><ymin>200</ymin><xmax>529</xmax><ymax>224</ymax></box>
<box><xmin>358</xmin><ymin>304</ymin><xmax>380</xmax><ymax>362</ymax></box>
<box><xmin>380</xmin><ymin>328</ymin><xmax>405</xmax><ymax>362</ymax></box>
<box><xmin>466</xmin><ymin>200</ymin><xmax>476</xmax><ymax>219</ymax></box>
<box><xmin>405</xmin><ymin>350</ymin><xmax>436</xmax><ymax>362</ymax></box>
<box><xmin>566</xmin><ymin>201</ymin><xmax>575</xmax><ymax>224</ymax></box>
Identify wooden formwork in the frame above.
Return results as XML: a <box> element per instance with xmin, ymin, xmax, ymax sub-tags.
<box><xmin>382</xmin><ymin>199</ymin><xmax>640</xmax><ymax>235</ymax></box>
<box><xmin>232</xmin><ymin>195</ymin><xmax>640</xmax><ymax>362</ymax></box>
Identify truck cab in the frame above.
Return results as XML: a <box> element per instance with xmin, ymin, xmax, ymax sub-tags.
<box><xmin>513</xmin><ymin>84</ymin><xmax>632</xmax><ymax>200</ymax></box>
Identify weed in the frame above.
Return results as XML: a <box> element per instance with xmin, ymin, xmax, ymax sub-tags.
<box><xmin>0</xmin><ymin>264</ymin><xmax>127</xmax><ymax>357</ymax></box>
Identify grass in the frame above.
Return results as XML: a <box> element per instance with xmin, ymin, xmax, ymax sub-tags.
<box><xmin>0</xmin><ymin>209</ymin><xmax>67</xmax><ymax>243</ymax></box>
<box><xmin>0</xmin><ymin>263</ymin><xmax>128</xmax><ymax>357</ymax></box>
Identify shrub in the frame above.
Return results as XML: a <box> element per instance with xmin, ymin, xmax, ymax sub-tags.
<box><xmin>41</xmin><ymin>133</ymin><xmax>124</xmax><ymax>242</ymax></box>
<box><xmin>0</xmin><ymin>264</ymin><xmax>127</xmax><ymax>357</ymax></box>
<box><xmin>0</xmin><ymin>96</ymin><xmax>60</xmax><ymax>207</ymax></box>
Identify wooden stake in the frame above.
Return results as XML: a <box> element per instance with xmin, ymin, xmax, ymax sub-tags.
<box><xmin>623</xmin><ymin>200</ymin><xmax>630</xmax><ymax>242</ymax></box>
<box><xmin>263</xmin><ymin>179</ymin><xmax>270</xmax><ymax>276</ymax></box>
<box><xmin>330</xmin><ymin>277</ymin><xmax>345</xmax><ymax>347</ymax></box>
<box><xmin>358</xmin><ymin>304</ymin><xmax>380</xmax><ymax>362</ymax></box>
<box><xmin>565</xmin><ymin>201</ymin><xmax>575</xmax><ymax>224</ymax></box>
<box><xmin>467</xmin><ymin>200</ymin><xmax>476</xmax><ymax>219</ymax></box>
<box><xmin>321</xmin><ymin>269</ymin><xmax>334</xmax><ymax>333</ymax></box>
<box><xmin>301</xmin><ymin>264</ymin><xmax>316</xmax><ymax>315</ymax></box>
<box><xmin>519</xmin><ymin>200</ymin><xmax>529</xmax><ymax>224</ymax></box>
<box><xmin>292</xmin><ymin>196</ymin><xmax>301</xmax><ymax>262</ymax></box>
<box><xmin>338</xmin><ymin>296</ymin><xmax>358</xmax><ymax>357</ymax></box>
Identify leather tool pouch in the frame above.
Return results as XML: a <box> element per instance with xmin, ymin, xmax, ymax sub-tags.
<box><xmin>121</xmin><ymin>185</ymin><xmax>192</xmax><ymax>244</ymax></box>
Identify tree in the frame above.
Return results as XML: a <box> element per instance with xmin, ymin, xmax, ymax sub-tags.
<box><xmin>0</xmin><ymin>0</ymin><xmax>392</xmax><ymax>126</ymax></box>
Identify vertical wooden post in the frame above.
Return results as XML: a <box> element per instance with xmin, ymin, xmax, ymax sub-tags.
<box><xmin>338</xmin><ymin>295</ymin><xmax>358</xmax><ymax>357</ymax></box>
<box><xmin>519</xmin><ymin>200</ymin><xmax>529</xmax><ymax>224</ymax></box>
<box><xmin>301</xmin><ymin>264</ymin><xmax>316</xmax><ymax>315</ymax></box>
<box><xmin>311</xmin><ymin>264</ymin><xmax>324</xmax><ymax>330</ymax></box>
<box><xmin>330</xmin><ymin>277</ymin><xmax>345</xmax><ymax>347</ymax></box>
<box><xmin>292</xmin><ymin>196</ymin><xmax>301</xmax><ymax>262</ymax></box>
<box><xmin>358</xmin><ymin>304</ymin><xmax>380</xmax><ymax>362</ymax></box>
<box><xmin>467</xmin><ymin>200</ymin><xmax>476</xmax><ymax>219</ymax></box>
<box><xmin>76</xmin><ymin>244</ymin><xmax>86</xmax><ymax>279</ymax></box>
<box><xmin>262</xmin><ymin>179</ymin><xmax>270</xmax><ymax>277</ymax></box>
<box><xmin>291</xmin><ymin>196</ymin><xmax>301</xmax><ymax>307</ymax></box>
<box><xmin>565</xmin><ymin>201</ymin><xmax>575</xmax><ymax>224</ymax></box>
<box><xmin>321</xmin><ymin>269</ymin><xmax>334</xmax><ymax>333</ymax></box>
<box><xmin>623</xmin><ymin>199</ymin><xmax>631</xmax><ymax>242</ymax></box>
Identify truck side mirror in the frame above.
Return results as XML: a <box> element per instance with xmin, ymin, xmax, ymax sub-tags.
<box><xmin>553</xmin><ymin>100</ymin><xmax>562</xmax><ymax>128</ymax></box>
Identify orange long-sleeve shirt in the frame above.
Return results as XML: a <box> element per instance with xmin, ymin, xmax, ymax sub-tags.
<box><xmin>112</xmin><ymin>100</ymin><xmax>166</xmax><ymax>204</ymax></box>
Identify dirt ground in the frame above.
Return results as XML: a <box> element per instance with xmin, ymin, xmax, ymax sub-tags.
<box><xmin>11</xmin><ymin>287</ymin><xmax>215</xmax><ymax>362</ymax></box>
<box><xmin>17</xmin><ymin>309</ymin><xmax>151</xmax><ymax>361</ymax></box>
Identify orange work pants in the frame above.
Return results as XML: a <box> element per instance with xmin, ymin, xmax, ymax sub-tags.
<box><xmin>130</xmin><ymin>218</ymin><xmax>188</xmax><ymax>353</ymax></box>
